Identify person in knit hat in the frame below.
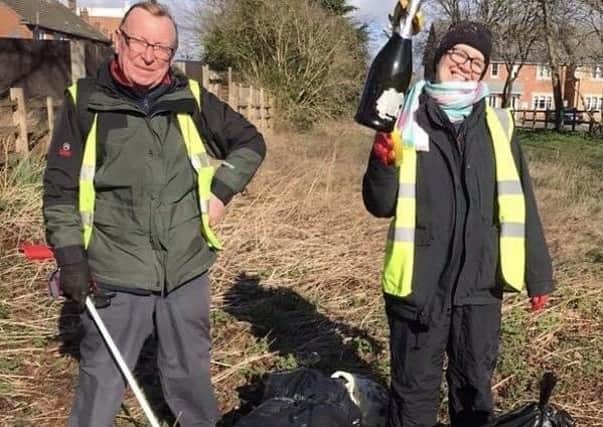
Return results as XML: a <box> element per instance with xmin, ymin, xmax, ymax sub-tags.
<box><xmin>362</xmin><ymin>21</ymin><xmax>553</xmax><ymax>426</ymax></box>
<box><xmin>432</xmin><ymin>21</ymin><xmax>493</xmax><ymax>80</ymax></box>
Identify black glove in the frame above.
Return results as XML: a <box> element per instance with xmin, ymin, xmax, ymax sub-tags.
<box><xmin>90</xmin><ymin>287</ymin><xmax>115</xmax><ymax>309</ymax></box>
<box><xmin>59</xmin><ymin>261</ymin><xmax>115</xmax><ymax>310</ymax></box>
<box><xmin>59</xmin><ymin>260</ymin><xmax>92</xmax><ymax>309</ymax></box>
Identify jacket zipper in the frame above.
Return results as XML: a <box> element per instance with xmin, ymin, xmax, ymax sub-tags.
<box><xmin>416</xmin><ymin>130</ymin><xmax>461</xmax><ymax>326</ymax></box>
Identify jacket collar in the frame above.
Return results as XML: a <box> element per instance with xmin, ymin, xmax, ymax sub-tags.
<box><xmin>89</xmin><ymin>57</ymin><xmax>197</xmax><ymax>115</ymax></box>
<box><xmin>420</xmin><ymin>93</ymin><xmax>486</xmax><ymax>133</ymax></box>
<box><xmin>414</xmin><ymin>93</ymin><xmax>488</xmax><ymax>173</ymax></box>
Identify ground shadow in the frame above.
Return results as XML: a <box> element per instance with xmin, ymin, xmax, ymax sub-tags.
<box><xmin>218</xmin><ymin>273</ymin><xmax>385</xmax><ymax>425</ymax></box>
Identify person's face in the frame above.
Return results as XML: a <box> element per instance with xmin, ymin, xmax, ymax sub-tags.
<box><xmin>435</xmin><ymin>43</ymin><xmax>485</xmax><ymax>83</ymax></box>
<box><xmin>115</xmin><ymin>8</ymin><xmax>177</xmax><ymax>89</ymax></box>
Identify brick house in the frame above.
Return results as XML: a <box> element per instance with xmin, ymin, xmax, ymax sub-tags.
<box><xmin>0</xmin><ymin>0</ymin><xmax>109</xmax><ymax>44</ymax></box>
<box><xmin>76</xmin><ymin>4</ymin><xmax>127</xmax><ymax>44</ymax></box>
<box><xmin>482</xmin><ymin>61</ymin><xmax>603</xmax><ymax>117</ymax></box>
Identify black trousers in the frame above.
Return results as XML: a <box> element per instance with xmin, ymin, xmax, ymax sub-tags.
<box><xmin>68</xmin><ymin>273</ymin><xmax>218</xmax><ymax>427</ymax></box>
<box><xmin>386</xmin><ymin>303</ymin><xmax>502</xmax><ymax>427</ymax></box>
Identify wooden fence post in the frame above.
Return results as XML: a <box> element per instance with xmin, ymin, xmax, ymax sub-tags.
<box><xmin>269</xmin><ymin>96</ymin><xmax>275</xmax><ymax>130</ymax></box>
<box><xmin>70</xmin><ymin>40</ymin><xmax>86</xmax><ymax>84</ymax></box>
<box><xmin>202</xmin><ymin>65</ymin><xmax>210</xmax><ymax>89</ymax></box>
<box><xmin>232</xmin><ymin>83</ymin><xmax>240</xmax><ymax>113</ymax></box>
<box><xmin>248</xmin><ymin>85</ymin><xmax>255</xmax><ymax>124</ymax></box>
<box><xmin>259</xmin><ymin>88</ymin><xmax>265</xmax><ymax>131</ymax></box>
<box><xmin>10</xmin><ymin>87</ymin><xmax>28</xmax><ymax>155</ymax></box>
<box><xmin>228</xmin><ymin>67</ymin><xmax>234</xmax><ymax>107</ymax></box>
<box><xmin>47</xmin><ymin>96</ymin><xmax>54</xmax><ymax>136</ymax></box>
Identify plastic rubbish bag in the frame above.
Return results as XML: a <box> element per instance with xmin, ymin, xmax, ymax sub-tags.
<box><xmin>234</xmin><ymin>397</ymin><xmax>361</xmax><ymax>427</ymax></box>
<box><xmin>331</xmin><ymin>371</ymin><xmax>389</xmax><ymax>427</ymax></box>
<box><xmin>494</xmin><ymin>373</ymin><xmax>575</xmax><ymax>427</ymax></box>
<box><xmin>234</xmin><ymin>368</ymin><xmax>362</xmax><ymax>427</ymax></box>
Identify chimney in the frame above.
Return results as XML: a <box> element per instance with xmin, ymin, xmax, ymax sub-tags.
<box><xmin>80</xmin><ymin>7</ymin><xmax>89</xmax><ymax>21</ymax></box>
<box><xmin>67</xmin><ymin>0</ymin><xmax>76</xmax><ymax>11</ymax></box>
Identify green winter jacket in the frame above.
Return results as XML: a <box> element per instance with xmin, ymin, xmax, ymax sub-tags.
<box><xmin>43</xmin><ymin>61</ymin><xmax>266</xmax><ymax>294</ymax></box>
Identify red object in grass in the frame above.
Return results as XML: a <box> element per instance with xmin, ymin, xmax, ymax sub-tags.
<box><xmin>530</xmin><ymin>294</ymin><xmax>550</xmax><ymax>312</ymax></box>
<box><xmin>19</xmin><ymin>244</ymin><xmax>54</xmax><ymax>261</ymax></box>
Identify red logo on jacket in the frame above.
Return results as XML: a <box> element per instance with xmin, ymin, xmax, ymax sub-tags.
<box><xmin>58</xmin><ymin>142</ymin><xmax>72</xmax><ymax>158</ymax></box>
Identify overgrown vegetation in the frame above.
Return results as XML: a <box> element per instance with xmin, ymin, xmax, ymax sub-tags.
<box><xmin>0</xmin><ymin>128</ymin><xmax>601</xmax><ymax>425</ymax></box>
<box><xmin>196</xmin><ymin>0</ymin><xmax>368</xmax><ymax>129</ymax></box>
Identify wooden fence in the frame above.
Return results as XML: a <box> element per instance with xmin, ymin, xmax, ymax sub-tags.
<box><xmin>0</xmin><ymin>66</ymin><xmax>274</xmax><ymax>159</ymax></box>
<box><xmin>512</xmin><ymin>109</ymin><xmax>602</xmax><ymax>132</ymax></box>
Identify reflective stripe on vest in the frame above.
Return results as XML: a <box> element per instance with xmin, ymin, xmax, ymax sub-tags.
<box><xmin>486</xmin><ymin>106</ymin><xmax>525</xmax><ymax>290</ymax></box>
<box><xmin>382</xmin><ymin>106</ymin><xmax>525</xmax><ymax>298</ymax></box>
<box><xmin>67</xmin><ymin>79</ymin><xmax>222</xmax><ymax>251</ymax></box>
<box><xmin>178</xmin><ymin>80</ymin><xmax>222</xmax><ymax>249</ymax></box>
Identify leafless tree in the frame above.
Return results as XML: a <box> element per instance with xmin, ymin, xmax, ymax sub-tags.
<box><xmin>491</xmin><ymin>1</ymin><xmax>542</xmax><ymax>107</ymax></box>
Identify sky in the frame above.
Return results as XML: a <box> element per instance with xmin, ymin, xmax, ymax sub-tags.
<box><xmin>70</xmin><ymin>0</ymin><xmax>425</xmax><ymax>59</ymax></box>
<box><xmin>348</xmin><ymin>0</ymin><xmax>394</xmax><ymax>40</ymax></box>
<box><xmin>74</xmin><ymin>0</ymin><xmax>394</xmax><ymax>24</ymax></box>
<box><xmin>72</xmin><ymin>0</ymin><xmax>395</xmax><ymax>37</ymax></box>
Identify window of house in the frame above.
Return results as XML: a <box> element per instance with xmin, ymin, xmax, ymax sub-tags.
<box><xmin>487</xmin><ymin>95</ymin><xmax>498</xmax><ymax>107</ymax></box>
<box><xmin>491</xmin><ymin>63</ymin><xmax>499</xmax><ymax>78</ymax></box>
<box><xmin>585</xmin><ymin>96</ymin><xmax>603</xmax><ymax>110</ymax></box>
<box><xmin>593</xmin><ymin>65</ymin><xmax>603</xmax><ymax>79</ymax></box>
<box><xmin>511</xmin><ymin>64</ymin><xmax>520</xmax><ymax>78</ymax></box>
<box><xmin>537</xmin><ymin>65</ymin><xmax>551</xmax><ymax>79</ymax></box>
<box><xmin>532</xmin><ymin>95</ymin><xmax>553</xmax><ymax>110</ymax></box>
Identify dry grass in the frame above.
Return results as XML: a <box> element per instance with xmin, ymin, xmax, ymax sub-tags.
<box><xmin>0</xmin><ymin>125</ymin><xmax>601</xmax><ymax>426</ymax></box>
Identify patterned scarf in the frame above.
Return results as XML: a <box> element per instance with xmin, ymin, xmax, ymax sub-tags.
<box><xmin>394</xmin><ymin>80</ymin><xmax>490</xmax><ymax>151</ymax></box>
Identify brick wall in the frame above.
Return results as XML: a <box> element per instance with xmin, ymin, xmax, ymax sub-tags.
<box><xmin>574</xmin><ymin>65</ymin><xmax>603</xmax><ymax>112</ymax></box>
<box><xmin>483</xmin><ymin>63</ymin><xmax>563</xmax><ymax>109</ymax></box>
<box><xmin>84</xmin><ymin>16</ymin><xmax>121</xmax><ymax>43</ymax></box>
<box><xmin>484</xmin><ymin>62</ymin><xmax>603</xmax><ymax>112</ymax></box>
<box><xmin>0</xmin><ymin>5</ymin><xmax>33</xmax><ymax>38</ymax></box>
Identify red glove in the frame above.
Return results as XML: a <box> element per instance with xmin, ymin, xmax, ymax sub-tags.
<box><xmin>19</xmin><ymin>244</ymin><xmax>54</xmax><ymax>261</ymax></box>
<box><xmin>372</xmin><ymin>132</ymin><xmax>396</xmax><ymax>166</ymax></box>
<box><xmin>530</xmin><ymin>295</ymin><xmax>549</xmax><ymax>312</ymax></box>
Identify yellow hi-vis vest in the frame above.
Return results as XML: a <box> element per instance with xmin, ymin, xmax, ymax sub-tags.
<box><xmin>383</xmin><ymin>106</ymin><xmax>525</xmax><ymax>298</ymax></box>
<box><xmin>67</xmin><ymin>79</ymin><xmax>222</xmax><ymax>251</ymax></box>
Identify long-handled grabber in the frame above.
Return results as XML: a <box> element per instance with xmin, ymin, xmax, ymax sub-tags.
<box><xmin>20</xmin><ymin>244</ymin><xmax>161</xmax><ymax>427</ymax></box>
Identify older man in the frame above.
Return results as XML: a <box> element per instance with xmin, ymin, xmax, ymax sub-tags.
<box><xmin>43</xmin><ymin>1</ymin><xmax>265</xmax><ymax>425</ymax></box>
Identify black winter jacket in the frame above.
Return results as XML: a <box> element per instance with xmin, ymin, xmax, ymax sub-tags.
<box><xmin>363</xmin><ymin>95</ymin><xmax>553</xmax><ymax>324</ymax></box>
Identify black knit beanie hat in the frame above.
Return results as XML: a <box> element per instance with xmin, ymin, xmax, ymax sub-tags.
<box><xmin>433</xmin><ymin>21</ymin><xmax>493</xmax><ymax>79</ymax></box>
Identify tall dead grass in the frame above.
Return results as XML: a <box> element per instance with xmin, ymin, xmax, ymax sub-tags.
<box><xmin>0</xmin><ymin>126</ymin><xmax>601</xmax><ymax>426</ymax></box>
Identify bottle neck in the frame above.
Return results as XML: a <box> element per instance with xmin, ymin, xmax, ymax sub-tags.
<box><xmin>400</xmin><ymin>0</ymin><xmax>422</xmax><ymax>39</ymax></box>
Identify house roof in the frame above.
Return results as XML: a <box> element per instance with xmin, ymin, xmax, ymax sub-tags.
<box><xmin>0</xmin><ymin>0</ymin><xmax>110</xmax><ymax>43</ymax></box>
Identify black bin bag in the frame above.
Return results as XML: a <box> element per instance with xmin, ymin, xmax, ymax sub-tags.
<box><xmin>234</xmin><ymin>368</ymin><xmax>362</xmax><ymax>427</ymax></box>
<box><xmin>234</xmin><ymin>397</ymin><xmax>361</xmax><ymax>427</ymax></box>
<box><xmin>494</xmin><ymin>373</ymin><xmax>575</xmax><ymax>427</ymax></box>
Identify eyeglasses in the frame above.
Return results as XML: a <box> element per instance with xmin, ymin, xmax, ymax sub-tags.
<box><xmin>446</xmin><ymin>48</ymin><xmax>485</xmax><ymax>74</ymax></box>
<box><xmin>119</xmin><ymin>28</ymin><xmax>174</xmax><ymax>61</ymax></box>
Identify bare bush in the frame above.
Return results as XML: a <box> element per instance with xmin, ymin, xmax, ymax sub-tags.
<box><xmin>195</xmin><ymin>0</ymin><xmax>368</xmax><ymax>129</ymax></box>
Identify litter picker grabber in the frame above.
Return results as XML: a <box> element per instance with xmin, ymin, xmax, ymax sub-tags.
<box><xmin>20</xmin><ymin>244</ymin><xmax>161</xmax><ymax>427</ymax></box>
